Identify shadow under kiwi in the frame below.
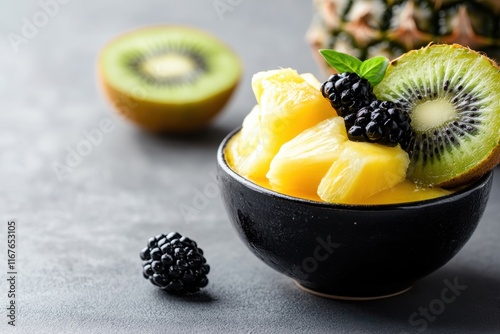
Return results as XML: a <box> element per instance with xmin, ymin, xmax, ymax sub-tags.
<box><xmin>131</xmin><ymin>122</ymin><xmax>236</xmax><ymax>151</ymax></box>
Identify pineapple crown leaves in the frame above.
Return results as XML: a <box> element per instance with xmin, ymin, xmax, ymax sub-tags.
<box><xmin>319</xmin><ymin>49</ymin><xmax>389</xmax><ymax>86</ymax></box>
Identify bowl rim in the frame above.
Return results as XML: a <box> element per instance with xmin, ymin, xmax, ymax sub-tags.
<box><xmin>217</xmin><ymin>127</ymin><xmax>494</xmax><ymax>211</ymax></box>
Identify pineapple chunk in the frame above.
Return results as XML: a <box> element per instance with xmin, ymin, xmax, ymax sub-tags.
<box><xmin>360</xmin><ymin>181</ymin><xmax>452</xmax><ymax>205</ymax></box>
<box><xmin>318</xmin><ymin>141</ymin><xmax>410</xmax><ymax>204</ymax></box>
<box><xmin>251</xmin><ymin>68</ymin><xmax>306</xmax><ymax>104</ymax></box>
<box><xmin>225</xmin><ymin>104</ymin><xmax>261</xmax><ymax>171</ymax></box>
<box><xmin>267</xmin><ymin>116</ymin><xmax>347</xmax><ymax>199</ymax></box>
<box><xmin>300</xmin><ymin>72</ymin><xmax>323</xmax><ymax>90</ymax></box>
<box><xmin>234</xmin><ymin>69</ymin><xmax>335</xmax><ymax>181</ymax></box>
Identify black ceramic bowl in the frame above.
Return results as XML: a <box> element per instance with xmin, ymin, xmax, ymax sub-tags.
<box><xmin>217</xmin><ymin>128</ymin><xmax>494</xmax><ymax>300</ymax></box>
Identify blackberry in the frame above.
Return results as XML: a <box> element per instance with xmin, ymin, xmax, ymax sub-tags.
<box><xmin>140</xmin><ymin>232</ymin><xmax>209</xmax><ymax>294</ymax></box>
<box><xmin>344</xmin><ymin>100</ymin><xmax>412</xmax><ymax>148</ymax></box>
<box><xmin>320</xmin><ymin>72</ymin><xmax>376</xmax><ymax>117</ymax></box>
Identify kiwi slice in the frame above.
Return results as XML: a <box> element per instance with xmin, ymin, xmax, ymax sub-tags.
<box><xmin>374</xmin><ymin>44</ymin><xmax>500</xmax><ymax>188</ymax></box>
<box><xmin>98</xmin><ymin>26</ymin><xmax>242</xmax><ymax>132</ymax></box>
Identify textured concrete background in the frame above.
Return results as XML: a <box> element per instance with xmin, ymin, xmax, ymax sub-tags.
<box><xmin>1</xmin><ymin>1</ymin><xmax>499</xmax><ymax>333</ymax></box>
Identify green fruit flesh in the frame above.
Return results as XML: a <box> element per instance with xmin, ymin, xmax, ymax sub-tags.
<box><xmin>100</xmin><ymin>26</ymin><xmax>241</xmax><ymax>104</ymax></box>
<box><xmin>374</xmin><ymin>44</ymin><xmax>500</xmax><ymax>187</ymax></box>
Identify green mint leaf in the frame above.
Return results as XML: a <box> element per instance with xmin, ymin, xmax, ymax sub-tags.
<box><xmin>319</xmin><ymin>49</ymin><xmax>362</xmax><ymax>74</ymax></box>
<box><xmin>319</xmin><ymin>49</ymin><xmax>389</xmax><ymax>86</ymax></box>
<box><xmin>358</xmin><ymin>56</ymin><xmax>389</xmax><ymax>86</ymax></box>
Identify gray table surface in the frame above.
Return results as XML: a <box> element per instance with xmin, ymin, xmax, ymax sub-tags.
<box><xmin>1</xmin><ymin>1</ymin><xmax>499</xmax><ymax>333</ymax></box>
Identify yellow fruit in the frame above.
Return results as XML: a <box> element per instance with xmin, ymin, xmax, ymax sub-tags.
<box><xmin>251</xmin><ymin>69</ymin><xmax>305</xmax><ymax>104</ymax></box>
<box><xmin>225</xmin><ymin>105</ymin><xmax>260</xmax><ymax>165</ymax></box>
<box><xmin>267</xmin><ymin>116</ymin><xmax>347</xmax><ymax>199</ymax></box>
<box><xmin>225</xmin><ymin>105</ymin><xmax>269</xmax><ymax>183</ymax></box>
<box><xmin>360</xmin><ymin>181</ymin><xmax>453</xmax><ymax>205</ymax></box>
<box><xmin>300</xmin><ymin>73</ymin><xmax>322</xmax><ymax>90</ymax></box>
<box><xmin>233</xmin><ymin>69</ymin><xmax>336</xmax><ymax>181</ymax></box>
<box><xmin>318</xmin><ymin>141</ymin><xmax>410</xmax><ymax>204</ymax></box>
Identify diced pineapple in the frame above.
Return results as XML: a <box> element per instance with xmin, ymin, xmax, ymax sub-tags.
<box><xmin>300</xmin><ymin>73</ymin><xmax>323</xmax><ymax>90</ymax></box>
<box><xmin>226</xmin><ymin>104</ymin><xmax>260</xmax><ymax>167</ymax></box>
<box><xmin>233</xmin><ymin>69</ymin><xmax>335</xmax><ymax>181</ymax></box>
<box><xmin>267</xmin><ymin>116</ymin><xmax>347</xmax><ymax>199</ymax></box>
<box><xmin>318</xmin><ymin>141</ymin><xmax>410</xmax><ymax>204</ymax></box>
<box><xmin>251</xmin><ymin>68</ymin><xmax>306</xmax><ymax>104</ymax></box>
<box><xmin>225</xmin><ymin>105</ymin><xmax>276</xmax><ymax>184</ymax></box>
<box><xmin>360</xmin><ymin>181</ymin><xmax>452</xmax><ymax>205</ymax></box>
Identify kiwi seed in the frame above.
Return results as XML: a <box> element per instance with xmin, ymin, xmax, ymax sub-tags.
<box><xmin>374</xmin><ymin>44</ymin><xmax>500</xmax><ymax>188</ymax></box>
<box><xmin>127</xmin><ymin>44</ymin><xmax>209</xmax><ymax>87</ymax></box>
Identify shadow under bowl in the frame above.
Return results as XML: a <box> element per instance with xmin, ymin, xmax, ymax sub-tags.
<box><xmin>217</xmin><ymin>128</ymin><xmax>494</xmax><ymax>300</ymax></box>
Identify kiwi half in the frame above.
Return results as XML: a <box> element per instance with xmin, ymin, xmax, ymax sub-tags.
<box><xmin>374</xmin><ymin>44</ymin><xmax>500</xmax><ymax>188</ymax></box>
<box><xmin>99</xmin><ymin>26</ymin><xmax>242</xmax><ymax>132</ymax></box>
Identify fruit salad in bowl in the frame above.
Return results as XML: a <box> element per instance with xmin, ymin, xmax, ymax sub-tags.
<box><xmin>217</xmin><ymin>44</ymin><xmax>498</xmax><ymax>299</ymax></box>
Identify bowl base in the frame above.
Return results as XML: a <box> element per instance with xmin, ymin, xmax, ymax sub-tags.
<box><xmin>294</xmin><ymin>281</ymin><xmax>413</xmax><ymax>301</ymax></box>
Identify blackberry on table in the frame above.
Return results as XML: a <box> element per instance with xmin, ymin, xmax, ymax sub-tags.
<box><xmin>140</xmin><ymin>232</ymin><xmax>209</xmax><ymax>294</ymax></box>
<box><xmin>320</xmin><ymin>72</ymin><xmax>376</xmax><ymax>117</ymax></box>
<box><xmin>345</xmin><ymin>100</ymin><xmax>412</xmax><ymax>148</ymax></box>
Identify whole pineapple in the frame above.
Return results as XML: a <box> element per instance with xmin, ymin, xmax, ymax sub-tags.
<box><xmin>308</xmin><ymin>0</ymin><xmax>500</xmax><ymax>68</ymax></box>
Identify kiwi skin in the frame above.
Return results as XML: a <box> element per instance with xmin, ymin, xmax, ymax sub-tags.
<box><xmin>440</xmin><ymin>143</ymin><xmax>500</xmax><ymax>189</ymax></box>
<box><xmin>380</xmin><ymin>44</ymin><xmax>500</xmax><ymax>189</ymax></box>
<box><xmin>99</xmin><ymin>73</ymin><xmax>240</xmax><ymax>133</ymax></box>
<box><xmin>98</xmin><ymin>26</ymin><xmax>242</xmax><ymax>133</ymax></box>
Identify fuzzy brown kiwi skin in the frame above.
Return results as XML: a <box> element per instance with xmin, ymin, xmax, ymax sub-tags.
<box><xmin>389</xmin><ymin>44</ymin><xmax>500</xmax><ymax>189</ymax></box>
<box><xmin>98</xmin><ymin>70</ymin><xmax>240</xmax><ymax>133</ymax></box>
